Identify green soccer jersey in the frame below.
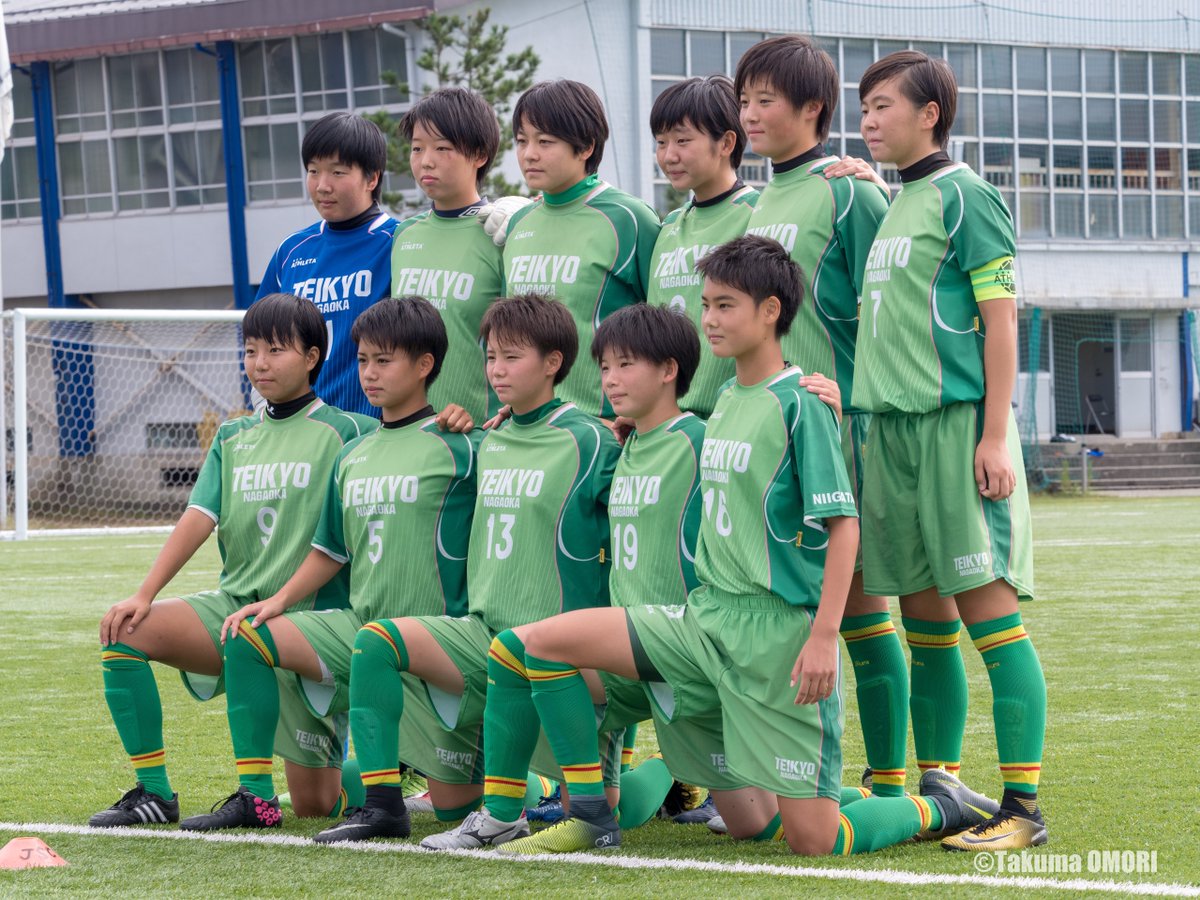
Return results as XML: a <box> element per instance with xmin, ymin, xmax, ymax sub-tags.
<box><xmin>310</xmin><ymin>412</ymin><xmax>480</xmax><ymax>623</ymax></box>
<box><xmin>695</xmin><ymin>368</ymin><xmax>857</xmax><ymax>607</ymax></box>
<box><xmin>503</xmin><ymin>175</ymin><xmax>661</xmax><ymax>418</ymax></box>
<box><xmin>392</xmin><ymin>209</ymin><xmax>505</xmax><ymax>422</ymax></box>
<box><xmin>187</xmin><ymin>400</ymin><xmax>377</xmax><ymax>605</ymax></box>
<box><xmin>608</xmin><ymin>412</ymin><xmax>706</xmax><ymax>608</ymax></box>
<box><xmin>648</xmin><ymin>185</ymin><xmax>758</xmax><ymax>417</ymax></box>
<box><xmin>744</xmin><ymin>157</ymin><xmax>889</xmax><ymax>413</ymax></box>
<box><xmin>467</xmin><ymin>399</ymin><xmax>620</xmax><ymax>633</ymax></box>
<box><xmin>853</xmin><ymin>163</ymin><xmax>1017</xmax><ymax>414</ymax></box>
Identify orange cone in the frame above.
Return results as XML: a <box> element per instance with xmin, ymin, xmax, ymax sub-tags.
<box><xmin>0</xmin><ymin>837</ymin><xmax>69</xmax><ymax>868</ymax></box>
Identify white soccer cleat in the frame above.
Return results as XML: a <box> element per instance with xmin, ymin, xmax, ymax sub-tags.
<box><xmin>419</xmin><ymin>808</ymin><xmax>530</xmax><ymax>850</ymax></box>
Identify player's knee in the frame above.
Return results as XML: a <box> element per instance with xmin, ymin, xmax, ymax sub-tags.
<box><xmin>783</xmin><ymin>822</ymin><xmax>837</xmax><ymax>856</ymax></box>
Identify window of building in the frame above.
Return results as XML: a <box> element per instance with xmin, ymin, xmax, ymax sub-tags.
<box><xmin>0</xmin><ymin>68</ymin><xmax>41</xmax><ymax>220</ymax></box>
<box><xmin>240</xmin><ymin>28</ymin><xmax>412</xmax><ymax>203</ymax></box>
<box><xmin>645</xmin><ymin>30</ymin><xmax>1199</xmax><ymax>241</ymax></box>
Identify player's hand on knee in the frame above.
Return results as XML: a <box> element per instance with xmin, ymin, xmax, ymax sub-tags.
<box><xmin>479</xmin><ymin>196</ymin><xmax>534</xmax><ymax>247</ymax></box>
<box><xmin>436</xmin><ymin>403</ymin><xmax>474</xmax><ymax>433</ymax></box>
<box><xmin>798</xmin><ymin>374</ymin><xmax>842</xmax><ymax>422</ymax></box>
<box><xmin>482</xmin><ymin>405</ymin><xmax>512</xmax><ymax>430</ymax></box>
<box><xmin>221</xmin><ymin>599</ymin><xmax>279</xmax><ymax>644</ymax></box>
<box><xmin>790</xmin><ymin>635</ymin><xmax>838</xmax><ymax>705</ymax></box>
<box><xmin>974</xmin><ymin>437</ymin><xmax>1015</xmax><ymax>501</ymax></box>
<box><xmin>101</xmin><ymin>593</ymin><xmax>152</xmax><ymax>646</ymax></box>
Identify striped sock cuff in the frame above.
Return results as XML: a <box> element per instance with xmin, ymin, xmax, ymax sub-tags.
<box><xmin>361</xmin><ymin>768</ymin><xmax>402</xmax><ymax>787</ymax></box>
<box><xmin>357</xmin><ymin>620</ymin><xmax>409</xmax><ymax>671</ymax></box>
<box><xmin>236</xmin><ymin>757</ymin><xmax>273</xmax><ymax>777</ymax></box>
<box><xmin>909</xmin><ymin>795</ymin><xmax>935</xmax><ymax>832</ymax></box>
<box><xmin>620</xmin><ymin>747</ymin><xmax>635</xmax><ymax>766</ymax></box>
<box><xmin>918</xmin><ymin>760</ymin><xmax>962</xmax><ymax>775</ymax></box>
<box><xmin>840</xmin><ymin>612</ymin><xmax>897</xmax><ymax>643</ymax></box>
<box><xmin>752</xmin><ymin>812</ymin><xmax>785</xmax><ymax>842</ymax></box>
<box><xmin>999</xmin><ymin>762</ymin><xmax>1042</xmax><ymax>788</ymax></box>
<box><xmin>901</xmin><ymin>617</ymin><xmax>962</xmax><ymax>649</ymax></box>
<box><xmin>560</xmin><ymin>763</ymin><xmax>603</xmax><ymax>789</ymax></box>
<box><xmin>102</xmin><ymin>643</ymin><xmax>150</xmax><ymax>666</ymax></box>
<box><xmin>525</xmin><ymin>653</ymin><xmax>579</xmax><ymax>684</ymax></box>
<box><xmin>130</xmin><ymin>749</ymin><xmax>166</xmax><ymax>770</ymax></box>
<box><xmin>836</xmin><ymin>812</ymin><xmax>855</xmax><ymax>855</ymax></box>
<box><xmin>487</xmin><ymin>631</ymin><xmax>528</xmax><ymax>681</ymax></box>
<box><xmin>483</xmin><ymin>776</ymin><xmax>527</xmax><ymax>801</ymax></box>
<box><xmin>236</xmin><ymin>621</ymin><xmax>278</xmax><ymax>667</ymax></box>
<box><xmin>871</xmin><ymin>768</ymin><xmax>906</xmax><ymax>787</ymax></box>
<box><xmin>968</xmin><ymin>612</ymin><xmax>1029</xmax><ymax>654</ymax></box>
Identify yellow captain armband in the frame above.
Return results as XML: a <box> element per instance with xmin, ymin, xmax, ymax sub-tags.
<box><xmin>599</xmin><ymin>547</ymin><xmax>606</xmax><ymax>564</ymax></box>
<box><xmin>970</xmin><ymin>255</ymin><xmax>1016</xmax><ymax>303</ymax></box>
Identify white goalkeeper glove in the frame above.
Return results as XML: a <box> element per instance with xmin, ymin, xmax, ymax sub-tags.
<box><xmin>478</xmin><ymin>195</ymin><xmax>534</xmax><ymax>247</ymax></box>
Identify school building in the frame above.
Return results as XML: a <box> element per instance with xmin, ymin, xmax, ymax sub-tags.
<box><xmin>4</xmin><ymin>0</ymin><xmax>1200</xmax><ymax>439</ymax></box>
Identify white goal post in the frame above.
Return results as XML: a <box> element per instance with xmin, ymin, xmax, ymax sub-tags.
<box><xmin>2</xmin><ymin>308</ymin><xmax>247</xmax><ymax>540</ymax></box>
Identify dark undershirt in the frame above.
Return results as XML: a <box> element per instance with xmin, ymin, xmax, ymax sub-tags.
<box><xmin>898</xmin><ymin>151</ymin><xmax>953</xmax><ymax>184</ymax></box>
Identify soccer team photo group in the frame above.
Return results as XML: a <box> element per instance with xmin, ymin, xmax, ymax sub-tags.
<box><xmin>2</xmin><ymin>3</ymin><xmax>1198</xmax><ymax>897</ymax></box>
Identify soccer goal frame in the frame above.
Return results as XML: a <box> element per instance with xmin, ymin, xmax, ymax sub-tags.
<box><xmin>2</xmin><ymin>307</ymin><xmax>246</xmax><ymax>540</ymax></box>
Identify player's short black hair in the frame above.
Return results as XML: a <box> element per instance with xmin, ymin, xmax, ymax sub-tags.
<box><xmin>734</xmin><ymin>35</ymin><xmax>839</xmax><ymax>144</ymax></box>
<box><xmin>859</xmin><ymin>51</ymin><xmax>958</xmax><ymax>149</ymax></box>
<box><xmin>513</xmin><ymin>80</ymin><xmax>608</xmax><ymax>175</ymax></box>
<box><xmin>650</xmin><ymin>75</ymin><xmax>746</xmax><ymax>169</ymax></box>
<box><xmin>400</xmin><ymin>88</ymin><xmax>501</xmax><ymax>188</ymax></box>
<box><xmin>480</xmin><ymin>294</ymin><xmax>579</xmax><ymax>385</ymax></box>
<box><xmin>302</xmin><ymin>112</ymin><xmax>388</xmax><ymax>202</ymax></box>
<box><xmin>243</xmin><ymin>293</ymin><xmax>328</xmax><ymax>385</ymax></box>
<box><xmin>350</xmin><ymin>296</ymin><xmax>448</xmax><ymax>388</ymax></box>
<box><xmin>591</xmin><ymin>304</ymin><xmax>701</xmax><ymax>399</ymax></box>
<box><xmin>696</xmin><ymin>235</ymin><xmax>803</xmax><ymax>338</ymax></box>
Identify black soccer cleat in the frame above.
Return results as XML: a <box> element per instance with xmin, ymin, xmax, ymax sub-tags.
<box><xmin>89</xmin><ymin>784</ymin><xmax>179</xmax><ymax>827</ymax></box>
<box><xmin>918</xmin><ymin>769</ymin><xmax>999</xmax><ymax>838</ymax></box>
<box><xmin>313</xmin><ymin>805</ymin><xmax>412</xmax><ymax>844</ymax></box>
<box><xmin>179</xmin><ymin>786</ymin><xmax>282</xmax><ymax>832</ymax></box>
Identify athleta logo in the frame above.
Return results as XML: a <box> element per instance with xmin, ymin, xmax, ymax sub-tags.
<box><xmin>478</xmin><ymin>467</ymin><xmax>544</xmax><ymax>508</ymax></box>
<box><xmin>344</xmin><ymin>475</ymin><xmax>418</xmax><ymax>517</ymax></box>
<box><xmin>775</xmin><ymin>757</ymin><xmax>816</xmax><ymax>781</ymax></box>
<box><xmin>289</xmin><ymin>257</ymin><xmax>318</xmax><ymax>269</ymax></box>
<box><xmin>746</xmin><ymin>223</ymin><xmax>798</xmax><ymax>253</ymax></box>
<box><xmin>811</xmin><ymin>491</ymin><xmax>854</xmax><ymax>506</ymax></box>
<box><xmin>954</xmin><ymin>551</ymin><xmax>991</xmax><ymax>577</ymax></box>
<box><xmin>700</xmin><ymin>438</ymin><xmax>752</xmax><ymax>483</ymax></box>
<box><xmin>392</xmin><ymin>268</ymin><xmax>476</xmax><ymax>305</ymax></box>
<box><xmin>507</xmin><ymin>254</ymin><xmax>580</xmax><ymax>286</ymax></box>
<box><xmin>292</xmin><ymin>271</ymin><xmax>374</xmax><ymax>309</ymax></box>
<box><xmin>864</xmin><ymin>236</ymin><xmax>912</xmax><ymax>284</ymax></box>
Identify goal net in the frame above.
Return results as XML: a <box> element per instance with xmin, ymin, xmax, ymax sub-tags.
<box><xmin>2</xmin><ymin>308</ymin><xmax>247</xmax><ymax>538</ymax></box>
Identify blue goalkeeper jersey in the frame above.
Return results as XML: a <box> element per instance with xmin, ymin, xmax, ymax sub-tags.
<box><xmin>256</xmin><ymin>212</ymin><xmax>398</xmax><ymax>416</ymax></box>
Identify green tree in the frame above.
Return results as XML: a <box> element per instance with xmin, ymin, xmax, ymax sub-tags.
<box><xmin>367</xmin><ymin>8</ymin><xmax>539</xmax><ymax>213</ymax></box>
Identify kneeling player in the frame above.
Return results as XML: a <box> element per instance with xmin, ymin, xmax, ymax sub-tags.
<box><xmin>492</xmin><ymin>236</ymin><xmax>999</xmax><ymax>856</ymax></box>
<box><xmin>184</xmin><ymin>296</ymin><xmax>480</xmax><ymax>833</ymax></box>
<box><xmin>320</xmin><ymin>295</ymin><xmax>623</xmax><ymax>845</ymax></box>
<box><xmin>92</xmin><ymin>294</ymin><xmax>376</xmax><ymax>827</ymax></box>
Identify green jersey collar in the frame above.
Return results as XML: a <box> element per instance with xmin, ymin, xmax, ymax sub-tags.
<box><xmin>543</xmin><ymin>174</ymin><xmax>600</xmax><ymax>206</ymax></box>
<box><xmin>510</xmin><ymin>397</ymin><xmax>566</xmax><ymax>425</ymax></box>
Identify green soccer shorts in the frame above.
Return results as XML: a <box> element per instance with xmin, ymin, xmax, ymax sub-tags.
<box><xmin>860</xmin><ymin>402</ymin><xmax>1035</xmax><ymax>600</ymax></box>
<box><xmin>178</xmin><ymin>589</ymin><xmax>344</xmax><ymax>770</ymax></box>
<box><xmin>626</xmin><ymin>586</ymin><xmax>844</xmax><ymax>800</ymax></box>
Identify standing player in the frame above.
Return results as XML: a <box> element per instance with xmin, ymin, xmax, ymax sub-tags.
<box><xmin>482</xmin><ymin>235</ymin><xmax>1000</xmax><ymax>856</ymax></box>
<box><xmin>855</xmin><ymin>51</ymin><xmax>1046</xmax><ymax>849</ymax></box>
<box><xmin>91</xmin><ymin>294</ymin><xmax>376</xmax><ymax>828</ymax></box>
<box><xmin>257</xmin><ymin>112</ymin><xmax>522</xmax><ymax>418</ymax></box>
<box><xmin>501</xmin><ymin>80</ymin><xmax>661</xmax><ymax>419</ymax></box>
<box><xmin>183</xmin><ymin>297</ymin><xmax>479</xmax><ymax>833</ymax></box>
<box><xmin>392</xmin><ymin>88</ymin><xmax>505</xmax><ymax>425</ymax></box>
<box><xmin>647</xmin><ymin>75</ymin><xmax>756</xmax><ymax>417</ymax></box>
<box><xmin>316</xmin><ymin>295</ymin><xmax>622</xmax><ymax>845</ymax></box>
<box><xmin>736</xmin><ymin>35</ymin><xmax>910</xmax><ymax>799</ymax></box>
<box><xmin>256</xmin><ymin>113</ymin><xmax>396</xmax><ymax>417</ymax></box>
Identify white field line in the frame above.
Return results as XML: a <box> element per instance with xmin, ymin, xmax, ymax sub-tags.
<box><xmin>0</xmin><ymin>822</ymin><xmax>1195</xmax><ymax>897</ymax></box>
